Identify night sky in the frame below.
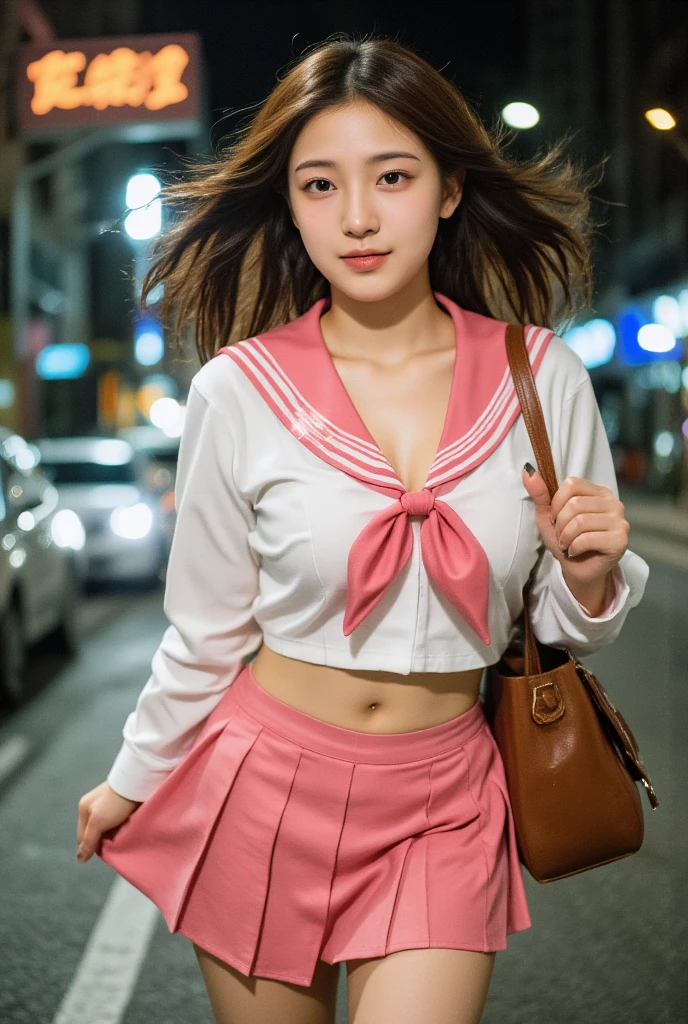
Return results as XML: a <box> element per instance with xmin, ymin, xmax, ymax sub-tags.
<box><xmin>137</xmin><ymin>1</ymin><xmax>527</xmax><ymax>147</ymax></box>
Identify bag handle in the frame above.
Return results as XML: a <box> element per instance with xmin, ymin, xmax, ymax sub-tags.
<box><xmin>504</xmin><ymin>323</ymin><xmax>560</xmax><ymax>675</ymax></box>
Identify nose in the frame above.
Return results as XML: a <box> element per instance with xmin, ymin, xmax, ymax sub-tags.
<box><xmin>341</xmin><ymin>182</ymin><xmax>380</xmax><ymax>238</ymax></box>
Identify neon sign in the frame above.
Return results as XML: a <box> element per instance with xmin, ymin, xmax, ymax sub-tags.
<box><xmin>26</xmin><ymin>44</ymin><xmax>189</xmax><ymax>115</ymax></box>
<box><xmin>18</xmin><ymin>33</ymin><xmax>201</xmax><ymax>133</ymax></box>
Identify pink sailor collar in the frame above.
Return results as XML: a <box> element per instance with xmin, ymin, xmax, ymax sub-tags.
<box><xmin>217</xmin><ymin>291</ymin><xmax>555</xmax><ymax>646</ymax></box>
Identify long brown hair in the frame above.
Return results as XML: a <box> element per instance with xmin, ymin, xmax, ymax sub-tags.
<box><xmin>142</xmin><ymin>32</ymin><xmax>609</xmax><ymax>365</ymax></box>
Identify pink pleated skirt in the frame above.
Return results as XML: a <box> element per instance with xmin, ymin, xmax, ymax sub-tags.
<box><xmin>97</xmin><ymin>661</ymin><xmax>531</xmax><ymax>987</ymax></box>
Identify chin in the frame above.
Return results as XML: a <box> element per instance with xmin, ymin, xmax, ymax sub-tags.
<box><xmin>330</xmin><ymin>275</ymin><xmax>405</xmax><ymax>302</ymax></box>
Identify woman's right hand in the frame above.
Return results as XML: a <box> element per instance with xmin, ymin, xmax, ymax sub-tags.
<box><xmin>77</xmin><ymin>781</ymin><xmax>142</xmax><ymax>863</ymax></box>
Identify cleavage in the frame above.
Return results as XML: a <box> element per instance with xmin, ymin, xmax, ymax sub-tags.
<box><xmin>331</xmin><ymin>347</ymin><xmax>455</xmax><ymax>493</ymax></box>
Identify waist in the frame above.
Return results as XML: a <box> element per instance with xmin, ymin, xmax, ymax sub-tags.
<box><xmin>247</xmin><ymin>643</ymin><xmax>485</xmax><ymax>733</ymax></box>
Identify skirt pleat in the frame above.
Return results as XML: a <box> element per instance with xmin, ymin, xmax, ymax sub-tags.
<box><xmin>177</xmin><ymin>734</ymin><xmax>355</xmax><ymax>984</ymax></box>
<box><xmin>177</xmin><ymin>727</ymin><xmax>302</xmax><ymax>974</ymax></box>
<box><xmin>250</xmin><ymin>746</ymin><xmax>355</xmax><ymax>982</ymax></box>
<box><xmin>479</xmin><ymin>729</ymin><xmax>534</xmax><ymax>937</ymax></box>
<box><xmin>319</xmin><ymin>759</ymin><xmax>436</xmax><ymax>962</ymax></box>
<box><xmin>98</xmin><ymin>665</ymin><xmax>532</xmax><ymax>987</ymax></box>
<box><xmin>99</xmin><ymin>705</ymin><xmax>262</xmax><ymax>932</ymax></box>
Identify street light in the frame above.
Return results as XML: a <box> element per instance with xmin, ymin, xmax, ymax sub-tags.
<box><xmin>501</xmin><ymin>102</ymin><xmax>540</xmax><ymax>130</ymax></box>
<box><xmin>124</xmin><ymin>172</ymin><xmax>162</xmax><ymax>241</ymax></box>
<box><xmin>645</xmin><ymin>107</ymin><xmax>688</xmax><ymax>162</ymax></box>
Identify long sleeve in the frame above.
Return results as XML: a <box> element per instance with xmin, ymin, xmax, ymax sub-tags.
<box><xmin>106</xmin><ymin>378</ymin><xmax>262</xmax><ymax>802</ymax></box>
<box><xmin>528</xmin><ymin>367</ymin><xmax>650</xmax><ymax>658</ymax></box>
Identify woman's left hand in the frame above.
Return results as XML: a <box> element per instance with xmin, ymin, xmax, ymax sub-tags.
<box><xmin>521</xmin><ymin>464</ymin><xmax>629</xmax><ymax>588</ymax></box>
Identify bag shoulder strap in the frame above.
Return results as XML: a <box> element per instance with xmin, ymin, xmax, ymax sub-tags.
<box><xmin>505</xmin><ymin>323</ymin><xmax>558</xmax><ymax>500</ymax></box>
<box><xmin>504</xmin><ymin>323</ymin><xmax>557</xmax><ymax>674</ymax></box>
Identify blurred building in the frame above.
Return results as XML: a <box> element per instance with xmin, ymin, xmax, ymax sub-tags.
<box><xmin>0</xmin><ymin>0</ymin><xmax>204</xmax><ymax>441</ymax></box>
<box><xmin>527</xmin><ymin>0</ymin><xmax>688</xmax><ymax>500</ymax></box>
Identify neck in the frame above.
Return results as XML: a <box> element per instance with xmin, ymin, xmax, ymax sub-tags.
<box><xmin>321</xmin><ymin>279</ymin><xmax>453</xmax><ymax>365</ymax></box>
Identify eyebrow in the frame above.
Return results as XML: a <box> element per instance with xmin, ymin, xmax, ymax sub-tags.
<box><xmin>294</xmin><ymin>151</ymin><xmax>422</xmax><ymax>173</ymax></box>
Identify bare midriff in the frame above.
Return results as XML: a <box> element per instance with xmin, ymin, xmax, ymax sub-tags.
<box><xmin>248</xmin><ymin>643</ymin><xmax>484</xmax><ymax>734</ymax></box>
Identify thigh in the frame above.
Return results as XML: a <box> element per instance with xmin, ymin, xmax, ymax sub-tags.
<box><xmin>346</xmin><ymin>948</ymin><xmax>496</xmax><ymax>1024</ymax></box>
<box><xmin>193</xmin><ymin>943</ymin><xmax>339</xmax><ymax>1024</ymax></box>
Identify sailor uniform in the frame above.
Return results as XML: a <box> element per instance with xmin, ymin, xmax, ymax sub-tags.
<box><xmin>105</xmin><ymin>290</ymin><xmax>649</xmax><ymax>803</ymax></box>
<box><xmin>97</xmin><ymin>291</ymin><xmax>649</xmax><ymax>985</ymax></box>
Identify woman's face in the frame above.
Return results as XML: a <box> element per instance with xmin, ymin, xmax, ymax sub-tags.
<box><xmin>286</xmin><ymin>100</ymin><xmax>463</xmax><ymax>302</ymax></box>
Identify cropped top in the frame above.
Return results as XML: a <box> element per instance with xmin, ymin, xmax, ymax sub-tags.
<box><xmin>106</xmin><ymin>291</ymin><xmax>650</xmax><ymax>801</ymax></box>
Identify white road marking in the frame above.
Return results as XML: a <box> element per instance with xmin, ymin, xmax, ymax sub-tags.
<box><xmin>0</xmin><ymin>735</ymin><xmax>31</xmax><ymax>785</ymax></box>
<box><xmin>52</xmin><ymin>877</ymin><xmax>159</xmax><ymax>1024</ymax></box>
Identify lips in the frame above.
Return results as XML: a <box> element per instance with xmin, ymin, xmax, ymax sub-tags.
<box><xmin>341</xmin><ymin>252</ymin><xmax>390</xmax><ymax>270</ymax></box>
<box><xmin>341</xmin><ymin>250</ymin><xmax>389</xmax><ymax>258</ymax></box>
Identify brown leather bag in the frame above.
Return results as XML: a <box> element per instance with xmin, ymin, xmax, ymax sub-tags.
<box><xmin>482</xmin><ymin>323</ymin><xmax>659</xmax><ymax>884</ymax></box>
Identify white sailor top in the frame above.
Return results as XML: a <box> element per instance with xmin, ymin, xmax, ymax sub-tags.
<box><xmin>106</xmin><ymin>291</ymin><xmax>650</xmax><ymax>801</ymax></box>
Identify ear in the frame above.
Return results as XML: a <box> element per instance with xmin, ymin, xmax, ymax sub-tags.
<box><xmin>440</xmin><ymin>168</ymin><xmax>465</xmax><ymax>219</ymax></box>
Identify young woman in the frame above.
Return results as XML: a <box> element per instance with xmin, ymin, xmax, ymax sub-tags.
<box><xmin>76</xmin><ymin>34</ymin><xmax>650</xmax><ymax>1024</ymax></box>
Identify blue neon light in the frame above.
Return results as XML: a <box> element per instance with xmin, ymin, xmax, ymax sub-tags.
<box><xmin>616</xmin><ymin>305</ymin><xmax>684</xmax><ymax>366</ymax></box>
<box><xmin>562</xmin><ymin>319</ymin><xmax>616</xmax><ymax>369</ymax></box>
<box><xmin>36</xmin><ymin>344</ymin><xmax>90</xmax><ymax>380</ymax></box>
<box><xmin>133</xmin><ymin>316</ymin><xmax>164</xmax><ymax>366</ymax></box>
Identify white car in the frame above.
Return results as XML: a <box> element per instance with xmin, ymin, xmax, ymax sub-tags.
<box><xmin>117</xmin><ymin>425</ymin><xmax>179</xmax><ymax>553</ymax></box>
<box><xmin>34</xmin><ymin>436</ymin><xmax>168</xmax><ymax>587</ymax></box>
<box><xmin>0</xmin><ymin>429</ymin><xmax>85</xmax><ymax>706</ymax></box>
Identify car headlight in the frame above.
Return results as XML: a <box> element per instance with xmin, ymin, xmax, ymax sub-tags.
<box><xmin>110</xmin><ymin>502</ymin><xmax>153</xmax><ymax>540</ymax></box>
<box><xmin>51</xmin><ymin>509</ymin><xmax>86</xmax><ymax>550</ymax></box>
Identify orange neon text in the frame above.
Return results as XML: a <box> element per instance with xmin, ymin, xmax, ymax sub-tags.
<box><xmin>26</xmin><ymin>44</ymin><xmax>190</xmax><ymax>115</ymax></box>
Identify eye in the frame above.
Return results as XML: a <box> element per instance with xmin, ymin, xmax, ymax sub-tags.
<box><xmin>379</xmin><ymin>171</ymin><xmax>410</xmax><ymax>186</ymax></box>
<box><xmin>302</xmin><ymin>179</ymin><xmax>334</xmax><ymax>194</ymax></box>
<box><xmin>301</xmin><ymin>170</ymin><xmax>412</xmax><ymax>193</ymax></box>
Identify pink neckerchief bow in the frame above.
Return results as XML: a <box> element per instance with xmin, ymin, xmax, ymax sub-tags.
<box><xmin>343</xmin><ymin>484</ymin><xmax>491</xmax><ymax>643</ymax></box>
<box><xmin>217</xmin><ymin>291</ymin><xmax>555</xmax><ymax>648</ymax></box>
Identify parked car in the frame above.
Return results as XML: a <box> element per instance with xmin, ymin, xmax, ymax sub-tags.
<box><xmin>117</xmin><ymin>425</ymin><xmax>180</xmax><ymax>553</ymax></box>
<box><xmin>34</xmin><ymin>436</ymin><xmax>168</xmax><ymax>587</ymax></box>
<box><xmin>0</xmin><ymin>428</ymin><xmax>85</xmax><ymax>707</ymax></box>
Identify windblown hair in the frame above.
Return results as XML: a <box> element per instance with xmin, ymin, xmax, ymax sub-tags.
<box><xmin>142</xmin><ymin>32</ymin><xmax>609</xmax><ymax>364</ymax></box>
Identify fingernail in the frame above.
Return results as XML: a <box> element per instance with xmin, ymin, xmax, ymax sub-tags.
<box><xmin>523</xmin><ymin>462</ymin><xmax>536</xmax><ymax>476</ymax></box>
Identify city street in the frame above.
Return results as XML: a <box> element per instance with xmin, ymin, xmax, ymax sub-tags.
<box><xmin>2</xmin><ymin>2</ymin><xmax>686</xmax><ymax>1021</ymax></box>
<box><xmin>0</xmin><ymin>508</ymin><xmax>684</xmax><ymax>1024</ymax></box>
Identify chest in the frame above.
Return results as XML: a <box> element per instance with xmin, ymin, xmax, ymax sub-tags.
<box><xmin>243</xmin><ymin>414</ymin><xmax>539</xmax><ymax>605</ymax></box>
<box><xmin>331</xmin><ymin>346</ymin><xmax>456</xmax><ymax>493</ymax></box>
